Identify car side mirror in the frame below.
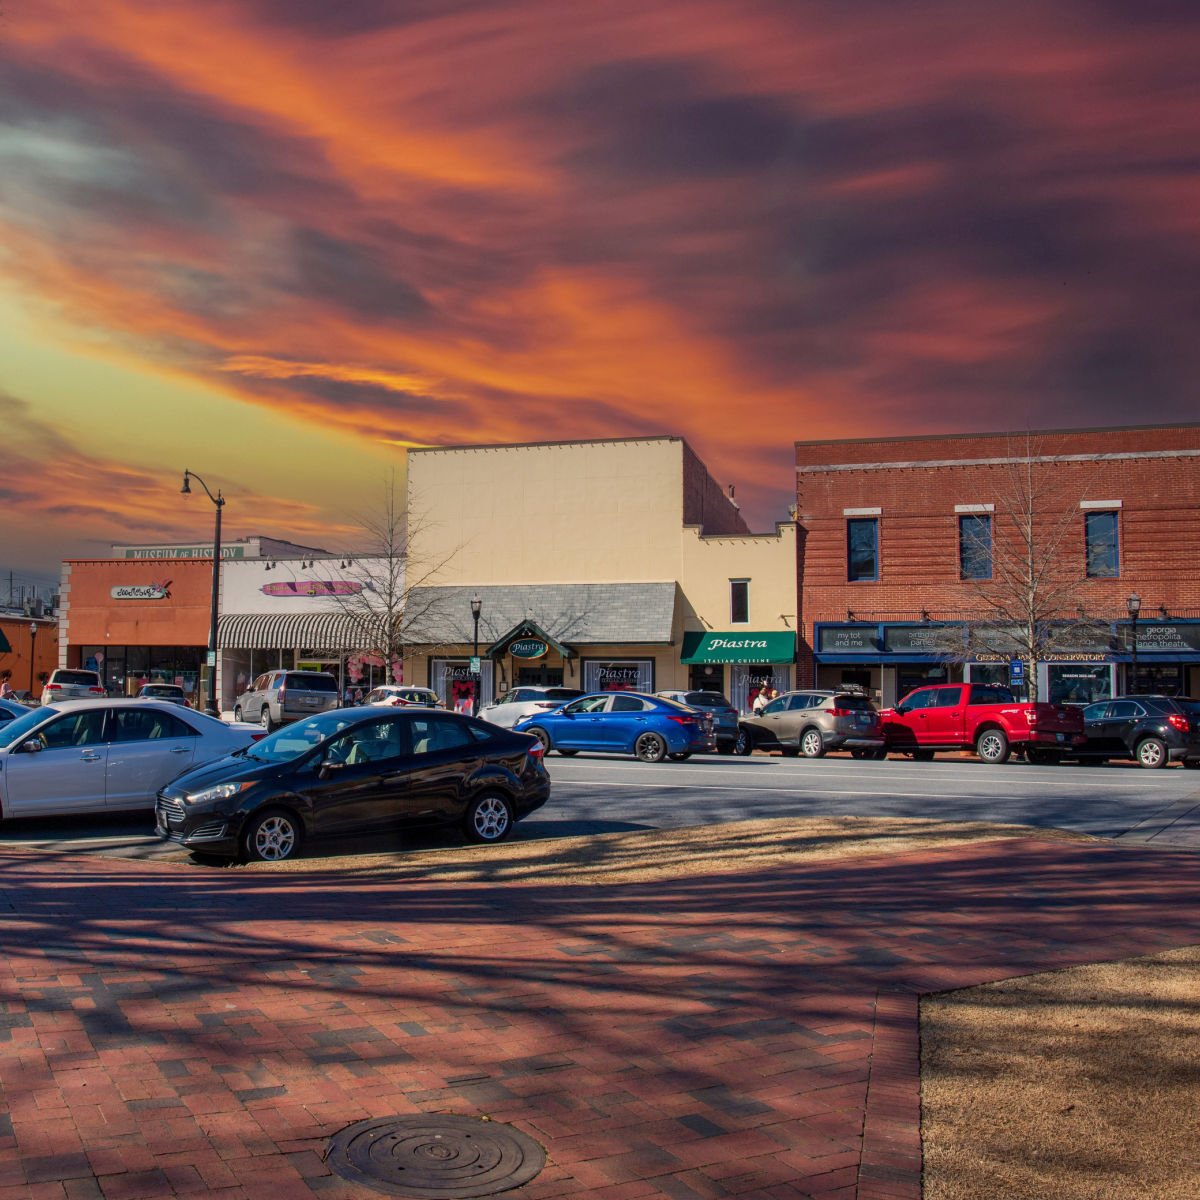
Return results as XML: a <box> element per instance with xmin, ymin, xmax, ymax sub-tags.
<box><xmin>895</xmin><ymin>704</ymin><xmax>908</xmax><ymax>715</ymax></box>
<box><xmin>318</xmin><ymin>760</ymin><xmax>345</xmax><ymax>780</ymax></box>
<box><xmin>19</xmin><ymin>739</ymin><xmax>43</xmax><ymax>753</ymax></box>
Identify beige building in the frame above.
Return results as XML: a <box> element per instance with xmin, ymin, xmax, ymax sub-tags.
<box><xmin>403</xmin><ymin>437</ymin><xmax>797</xmax><ymax>712</ymax></box>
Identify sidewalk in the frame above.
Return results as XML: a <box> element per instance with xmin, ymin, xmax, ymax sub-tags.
<box><xmin>1</xmin><ymin>836</ymin><xmax>1199</xmax><ymax>1198</ymax></box>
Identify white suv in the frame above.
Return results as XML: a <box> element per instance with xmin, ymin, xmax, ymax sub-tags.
<box><xmin>362</xmin><ymin>686</ymin><xmax>442</xmax><ymax>708</ymax></box>
<box><xmin>478</xmin><ymin>687</ymin><xmax>584</xmax><ymax>729</ymax></box>
<box><xmin>41</xmin><ymin>668</ymin><xmax>106</xmax><ymax>703</ymax></box>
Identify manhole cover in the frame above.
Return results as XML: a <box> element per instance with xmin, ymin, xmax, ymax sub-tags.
<box><xmin>327</xmin><ymin>1115</ymin><xmax>546</xmax><ymax>1198</ymax></box>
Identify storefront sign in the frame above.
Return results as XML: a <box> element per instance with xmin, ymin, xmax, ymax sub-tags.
<box><xmin>1128</xmin><ymin>623</ymin><xmax>1200</xmax><ymax>653</ymax></box>
<box><xmin>818</xmin><ymin>627</ymin><xmax>876</xmax><ymax>653</ymax></box>
<box><xmin>124</xmin><ymin>545</ymin><xmax>246</xmax><ymax>559</ymax></box>
<box><xmin>111</xmin><ymin>583</ymin><xmax>171</xmax><ymax>601</ymax></box>
<box><xmin>682</xmin><ymin>631</ymin><xmax>795</xmax><ymax>663</ymax></box>
<box><xmin>260</xmin><ymin>581</ymin><xmax>363</xmax><ymax>598</ymax></box>
<box><xmin>883</xmin><ymin>626</ymin><xmax>959</xmax><ymax>653</ymax></box>
<box><xmin>509</xmin><ymin>638</ymin><xmax>549</xmax><ymax>659</ymax></box>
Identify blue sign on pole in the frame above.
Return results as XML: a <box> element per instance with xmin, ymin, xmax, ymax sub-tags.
<box><xmin>1009</xmin><ymin>659</ymin><xmax>1024</xmax><ymax>681</ymax></box>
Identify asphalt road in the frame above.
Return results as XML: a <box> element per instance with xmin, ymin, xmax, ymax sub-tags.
<box><xmin>3</xmin><ymin>749</ymin><xmax>1199</xmax><ymax>861</ymax></box>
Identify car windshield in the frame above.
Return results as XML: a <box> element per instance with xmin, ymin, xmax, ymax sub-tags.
<box><xmin>143</xmin><ymin>686</ymin><xmax>183</xmax><ymax>697</ymax></box>
<box><xmin>0</xmin><ymin>706</ymin><xmax>58</xmax><ymax>749</ymax></box>
<box><xmin>247</xmin><ymin>710</ymin><xmax>361</xmax><ymax>763</ymax></box>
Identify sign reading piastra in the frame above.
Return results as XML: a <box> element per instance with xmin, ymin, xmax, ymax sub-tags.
<box><xmin>509</xmin><ymin>638</ymin><xmax>549</xmax><ymax>659</ymax></box>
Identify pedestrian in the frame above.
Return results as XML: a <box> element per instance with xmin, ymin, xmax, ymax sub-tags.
<box><xmin>0</xmin><ymin>671</ymin><xmax>13</xmax><ymax>700</ymax></box>
<box><xmin>752</xmin><ymin>683</ymin><xmax>771</xmax><ymax>716</ymax></box>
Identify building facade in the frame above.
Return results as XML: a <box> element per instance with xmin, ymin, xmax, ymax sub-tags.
<box><xmin>405</xmin><ymin>437</ymin><xmax>798</xmax><ymax>711</ymax></box>
<box><xmin>795</xmin><ymin>425</ymin><xmax>1200</xmax><ymax>706</ymax></box>
<box><xmin>0</xmin><ymin>615</ymin><xmax>57</xmax><ymax>700</ymax></box>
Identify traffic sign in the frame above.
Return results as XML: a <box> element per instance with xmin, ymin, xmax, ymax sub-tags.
<box><xmin>1009</xmin><ymin>659</ymin><xmax>1024</xmax><ymax>680</ymax></box>
<box><xmin>469</xmin><ymin>656</ymin><xmax>481</xmax><ymax>673</ymax></box>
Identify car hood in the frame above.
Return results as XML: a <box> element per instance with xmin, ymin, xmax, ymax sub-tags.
<box><xmin>161</xmin><ymin>752</ymin><xmax>282</xmax><ymax>798</ymax></box>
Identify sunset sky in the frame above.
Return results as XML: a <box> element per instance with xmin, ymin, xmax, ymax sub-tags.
<box><xmin>2</xmin><ymin>0</ymin><xmax>1198</xmax><ymax>579</ymax></box>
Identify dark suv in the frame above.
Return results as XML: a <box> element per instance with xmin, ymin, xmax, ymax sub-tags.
<box><xmin>1073</xmin><ymin>695</ymin><xmax>1200</xmax><ymax>768</ymax></box>
<box><xmin>734</xmin><ymin>687</ymin><xmax>884</xmax><ymax>758</ymax></box>
<box><xmin>655</xmin><ymin>691</ymin><xmax>739</xmax><ymax>753</ymax></box>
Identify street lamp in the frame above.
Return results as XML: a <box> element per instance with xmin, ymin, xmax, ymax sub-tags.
<box><xmin>181</xmin><ymin>470</ymin><xmax>225</xmax><ymax>717</ymax></box>
<box><xmin>28</xmin><ymin>622</ymin><xmax>37</xmax><ymax>696</ymax></box>
<box><xmin>470</xmin><ymin>593</ymin><xmax>482</xmax><ymax>716</ymax></box>
<box><xmin>1127</xmin><ymin>592</ymin><xmax>1141</xmax><ymax>695</ymax></box>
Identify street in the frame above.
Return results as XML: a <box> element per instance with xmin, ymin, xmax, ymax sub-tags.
<box><xmin>2</xmin><ymin>751</ymin><xmax>1199</xmax><ymax>859</ymax></box>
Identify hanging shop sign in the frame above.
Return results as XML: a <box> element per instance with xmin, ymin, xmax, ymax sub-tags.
<box><xmin>508</xmin><ymin>638</ymin><xmax>549</xmax><ymax>660</ymax></box>
<box><xmin>111</xmin><ymin>583</ymin><xmax>171</xmax><ymax>601</ymax></box>
<box><xmin>1127</xmin><ymin>623</ymin><xmax>1200</xmax><ymax>653</ymax></box>
<box><xmin>260</xmin><ymin>581</ymin><xmax>364</xmax><ymax>598</ymax></box>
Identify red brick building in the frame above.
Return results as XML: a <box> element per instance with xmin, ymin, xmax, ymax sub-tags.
<box><xmin>795</xmin><ymin>424</ymin><xmax>1200</xmax><ymax>706</ymax></box>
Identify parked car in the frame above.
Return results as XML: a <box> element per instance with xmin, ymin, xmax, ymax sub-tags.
<box><xmin>734</xmin><ymin>688</ymin><xmax>884</xmax><ymax>758</ymax></box>
<box><xmin>655</xmin><ymin>690</ymin><xmax>739</xmax><ymax>753</ymax></box>
<box><xmin>880</xmin><ymin>683</ymin><xmax>1085</xmax><ymax>764</ymax></box>
<box><xmin>361</xmin><ymin>685</ymin><xmax>443</xmax><ymax>708</ymax></box>
<box><xmin>41</xmin><ymin>668</ymin><xmax>106</xmax><ymax>703</ymax></box>
<box><xmin>516</xmin><ymin>692</ymin><xmax>715</xmax><ymax>762</ymax></box>
<box><xmin>1069</xmin><ymin>695</ymin><xmax>1200</xmax><ymax>769</ymax></box>
<box><xmin>156</xmin><ymin>707</ymin><xmax>550</xmax><ymax>861</ymax></box>
<box><xmin>0</xmin><ymin>700</ymin><xmax>264</xmax><ymax>821</ymax></box>
<box><xmin>478</xmin><ymin>686</ymin><xmax>585</xmax><ymax>729</ymax></box>
<box><xmin>10</xmin><ymin>691</ymin><xmax>37</xmax><ymax>706</ymax></box>
<box><xmin>234</xmin><ymin>670</ymin><xmax>340</xmax><ymax>730</ymax></box>
<box><xmin>0</xmin><ymin>698</ymin><xmax>32</xmax><ymax>727</ymax></box>
<box><xmin>136</xmin><ymin>684</ymin><xmax>191</xmax><ymax>707</ymax></box>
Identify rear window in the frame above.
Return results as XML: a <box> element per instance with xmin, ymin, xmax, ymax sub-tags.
<box><xmin>545</xmin><ymin>688</ymin><xmax>584</xmax><ymax>700</ymax></box>
<box><xmin>285</xmin><ymin>673</ymin><xmax>337</xmax><ymax>692</ymax></box>
<box><xmin>969</xmin><ymin>685</ymin><xmax>1016</xmax><ymax>705</ymax></box>
<box><xmin>832</xmin><ymin>694</ymin><xmax>874</xmax><ymax>711</ymax></box>
<box><xmin>143</xmin><ymin>685</ymin><xmax>184</xmax><ymax>697</ymax></box>
<box><xmin>53</xmin><ymin>671</ymin><xmax>101</xmax><ymax>686</ymax></box>
<box><xmin>683</xmin><ymin>693</ymin><xmax>731</xmax><ymax>708</ymax></box>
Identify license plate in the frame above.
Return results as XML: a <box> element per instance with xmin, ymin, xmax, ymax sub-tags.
<box><xmin>1056</xmin><ymin>733</ymin><xmax>1065</xmax><ymax>742</ymax></box>
<box><xmin>304</xmin><ymin>696</ymin><xmax>320</xmax><ymax>706</ymax></box>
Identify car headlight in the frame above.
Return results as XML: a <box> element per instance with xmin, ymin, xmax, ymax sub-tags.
<box><xmin>186</xmin><ymin>781</ymin><xmax>255</xmax><ymax>804</ymax></box>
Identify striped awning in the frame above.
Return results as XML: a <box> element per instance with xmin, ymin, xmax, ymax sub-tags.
<box><xmin>218</xmin><ymin>612</ymin><xmax>378</xmax><ymax>651</ymax></box>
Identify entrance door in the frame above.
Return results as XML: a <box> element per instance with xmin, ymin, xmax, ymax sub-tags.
<box><xmin>517</xmin><ymin>667</ymin><xmax>564</xmax><ymax>687</ymax></box>
<box><xmin>689</xmin><ymin>665</ymin><xmax>725</xmax><ymax>693</ymax></box>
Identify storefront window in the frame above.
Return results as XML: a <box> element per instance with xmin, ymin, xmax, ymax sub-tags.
<box><xmin>1131</xmin><ymin>664</ymin><xmax>1184</xmax><ymax>696</ymax></box>
<box><xmin>583</xmin><ymin>660</ymin><xmax>654</xmax><ymax>693</ymax></box>
<box><xmin>432</xmin><ymin>658</ymin><xmax>495</xmax><ymax>711</ymax></box>
<box><xmin>1047</xmin><ymin>664</ymin><xmax>1112</xmax><ymax>706</ymax></box>
<box><xmin>731</xmin><ymin>664</ymin><xmax>791</xmax><ymax>714</ymax></box>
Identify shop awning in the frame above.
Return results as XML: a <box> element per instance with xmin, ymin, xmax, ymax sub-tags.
<box><xmin>218</xmin><ymin>612</ymin><xmax>377</xmax><ymax>652</ymax></box>
<box><xmin>680</xmin><ymin>630</ymin><xmax>795</xmax><ymax>664</ymax></box>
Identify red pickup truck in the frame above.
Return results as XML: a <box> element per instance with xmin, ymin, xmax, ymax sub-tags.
<box><xmin>880</xmin><ymin>682</ymin><xmax>1086</xmax><ymax>764</ymax></box>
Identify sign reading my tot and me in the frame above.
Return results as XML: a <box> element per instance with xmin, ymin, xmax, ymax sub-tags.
<box><xmin>508</xmin><ymin>638</ymin><xmax>549</xmax><ymax>660</ymax></box>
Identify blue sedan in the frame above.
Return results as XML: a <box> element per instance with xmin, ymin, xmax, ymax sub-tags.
<box><xmin>515</xmin><ymin>691</ymin><xmax>715</xmax><ymax>762</ymax></box>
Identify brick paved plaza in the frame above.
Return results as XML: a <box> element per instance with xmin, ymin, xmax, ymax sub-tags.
<box><xmin>1</xmin><ymin>837</ymin><xmax>1199</xmax><ymax>1199</ymax></box>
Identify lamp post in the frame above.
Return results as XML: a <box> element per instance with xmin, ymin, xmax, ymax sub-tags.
<box><xmin>1127</xmin><ymin>592</ymin><xmax>1141</xmax><ymax>695</ymax></box>
<box><xmin>181</xmin><ymin>470</ymin><xmax>225</xmax><ymax>716</ymax></box>
<box><xmin>470</xmin><ymin>593</ymin><xmax>482</xmax><ymax>716</ymax></box>
<box><xmin>28</xmin><ymin>622</ymin><xmax>37</xmax><ymax>696</ymax></box>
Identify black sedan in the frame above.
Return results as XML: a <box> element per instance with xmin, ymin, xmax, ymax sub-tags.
<box><xmin>156</xmin><ymin>707</ymin><xmax>551</xmax><ymax>861</ymax></box>
<box><xmin>1071</xmin><ymin>695</ymin><xmax>1200</xmax><ymax>768</ymax></box>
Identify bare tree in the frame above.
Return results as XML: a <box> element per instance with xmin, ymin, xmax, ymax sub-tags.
<box><xmin>310</xmin><ymin>472</ymin><xmax>460</xmax><ymax>682</ymax></box>
<box><xmin>927</xmin><ymin>436</ymin><xmax>1112</xmax><ymax>702</ymax></box>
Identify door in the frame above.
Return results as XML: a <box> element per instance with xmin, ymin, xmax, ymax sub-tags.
<box><xmin>105</xmin><ymin>707</ymin><xmax>200</xmax><ymax>810</ymax></box>
<box><xmin>1096</xmin><ymin>699</ymin><xmax>1143</xmax><ymax>755</ymax></box>
<box><xmin>517</xmin><ymin>667</ymin><xmax>564</xmax><ymax>687</ymax></box>
<box><xmin>399</xmin><ymin>713</ymin><xmax>483</xmax><ymax>822</ymax></box>
<box><xmin>306</xmin><ymin>717</ymin><xmax>410</xmax><ymax>837</ymax></box>
<box><xmin>924</xmin><ymin>687</ymin><xmax>967</xmax><ymax>745</ymax></box>
<box><xmin>601</xmin><ymin>694</ymin><xmax>653</xmax><ymax>751</ymax></box>
<box><xmin>1081</xmin><ymin>702</ymin><xmax>1113</xmax><ymax>755</ymax></box>
<box><xmin>553</xmin><ymin>696</ymin><xmax>610</xmax><ymax>751</ymax></box>
<box><xmin>891</xmin><ymin>687</ymin><xmax>939</xmax><ymax>748</ymax></box>
<box><xmin>755</xmin><ymin>695</ymin><xmax>800</xmax><ymax>747</ymax></box>
<box><xmin>4</xmin><ymin>708</ymin><xmax>110</xmax><ymax>816</ymax></box>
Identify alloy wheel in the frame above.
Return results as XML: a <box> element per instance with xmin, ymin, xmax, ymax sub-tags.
<box><xmin>252</xmin><ymin>815</ymin><xmax>297</xmax><ymax>861</ymax></box>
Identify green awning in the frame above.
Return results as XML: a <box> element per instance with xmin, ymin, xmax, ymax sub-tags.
<box><xmin>680</xmin><ymin>630</ymin><xmax>795</xmax><ymax>664</ymax></box>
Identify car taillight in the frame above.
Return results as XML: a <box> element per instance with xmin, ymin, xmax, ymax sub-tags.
<box><xmin>1025</xmin><ymin>709</ymin><xmax>1039</xmax><ymax>726</ymax></box>
<box><xmin>1168</xmin><ymin>714</ymin><xmax>1190</xmax><ymax>733</ymax></box>
<box><xmin>527</xmin><ymin>741</ymin><xmax>545</xmax><ymax>760</ymax></box>
<box><xmin>88</xmin><ymin>686</ymin><xmax>105</xmax><ymax>695</ymax></box>
<box><xmin>534</xmin><ymin>701</ymin><xmax>558</xmax><ymax>709</ymax></box>
<box><xmin>277</xmin><ymin>688</ymin><xmax>286</xmax><ymax>703</ymax></box>
<box><xmin>44</xmin><ymin>683</ymin><xmax>60</xmax><ymax>692</ymax></box>
<box><xmin>824</xmin><ymin>707</ymin><xmax>852</xmax><ymax>717</ymax></box>
<box><xmin>668</xmin><ymin>716</ymin><xmax>696</xmax><ymax>726</ymax></box>
<box><xmin>249</xmin><ymin>732</ymin><xmax>268</xmax><ymax>742</ymax></box>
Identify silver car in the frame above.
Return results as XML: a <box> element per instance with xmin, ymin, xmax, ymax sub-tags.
<box><xmin>234</xmin><ymin>670</ymin><xmax>340</xmax><ymax>731</ymax></box>
<box><xmin>735</xmin><ymin>688</ymin><xmax>885</xmax><ymax>758</ymax></box>
<box><xmin>477</xmin><ymin>686</ymin><xmax>584</xmax><ymax>729</ymax></box>
<box><xmin>41</xmin><ymin>668</ymin><xmax>106</xmax><ymax>703</ymax></box>
<box><xmin>0</xmin><ymin>700</ymin><xmax>262</xmax><ymax>820</ymax></box>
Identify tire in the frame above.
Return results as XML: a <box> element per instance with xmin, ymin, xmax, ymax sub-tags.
<box><xmin>869</xmin><ymin>748</ymin><xmax>888</xmax><ymax>761</ymax></box>
<box><xmin>260</xmin><ymin>707</ymin><xmax>274</xmax><ymax>732</ymax></box>
<box><xmin>462</xmin><ymin>791</ymin><xmax>513</xmax><ymax>843</ymax></box>
<box><xmin>1135</xmin><ymin>737</ymin><xmax>1168</xmax><ymax>769</ymax></box>
<box><xmin>233</xmin><ymin>706</ymin><xmax>243</xmax><ymax>721</ymax></box>
<box><xmin>800</xmin><ymin>728</ymin><xmax>826</xmax><ymax>759</ymax></box>
<box><xmin>733</xmin><ymin>727</ymin><xmax>754</xmax><ymax>756</ymax></box>
<box><xmin>976</xmin><ymin>728</ymin><xmax>1011</xmax><ymax>764</ymax></box>
<box><xmin>241</xmin><ymin>809</ymin><xmax>301</xmax><ymax>862</ymax></box>
<box><xmin>526</xmin><ymin>727</ymin><xmax>552</xmax><ymax>754</ymax></box>
<box><xmin>1026</xmin><ymin>748</ymin><xmax>1062</xmax><ymax>766</ymax></box>
<box><xmin>634</xmin><ymin>732</ymin><xmax>668</xmax><ymax>763</ymax></box>
<box><xmin>557</xmin><ymin>749</ymin><xmax>578</xmax><ymax>757</ymax></box>
<box><xmin>911</xmin><ymin>750</ymin><xmax>935</xmax><ymax>762</ymax></box>
<box><xmin>717</xmin><ymin>744</ymin><xmax>735</xmax><ymax>755</ymax></box>
<box><xmin>668</xmin><ymin>752</ymin><xmax>692</xmax><ymax>762</ymax></box>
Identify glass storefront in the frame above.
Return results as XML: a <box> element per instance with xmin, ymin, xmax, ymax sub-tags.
<box><xmin>431</xmin><ymin>658</ymin><xmax>496</xmax><ymax>712</ymax></box>
<box><xmin>730</xmin><ymin>664</ymin><xmax>792</xmax><ymax>714</ymax></box>
<box><xmin>583</xmin><ymin>659</ymin><xmax>655</xmax><ymax>693</ymax></box>
<box><xmin>80</xmin><ymin>644</ymin><xmax>203</xmax><ymax>699</ymax></box>
<box><xmin>1047</xmin><ymin>664</ymin><xmax>1112</xmax><ymax>705</ymax></box>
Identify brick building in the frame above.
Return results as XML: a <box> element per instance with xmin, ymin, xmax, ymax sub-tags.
<box><xmin>795</xmin><ymin>425</ymin><xmax>1200</xmax><ymax>707</ymax></box>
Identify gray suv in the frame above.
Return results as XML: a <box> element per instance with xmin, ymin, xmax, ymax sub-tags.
<box><xmin>234</xmin><ymin>670</ymin><xmax>339</xmax><ymax>730</ymax></box>
<box><xmin>734</xmin><ymin>688</ymin><xmax>885</xmax><ymax>758</ymax></box>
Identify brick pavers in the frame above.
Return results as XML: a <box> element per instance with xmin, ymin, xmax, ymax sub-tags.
<box><xmin>1</xmin><ymin>837</ymin><xmax>1199</xmax><ymax>1198</ymax></box>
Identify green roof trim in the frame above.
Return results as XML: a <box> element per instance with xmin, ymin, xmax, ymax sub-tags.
<box><xmin>680</xmin><ymin>630</ymin><xmax>795</xmax><ymax>664</ymax></box>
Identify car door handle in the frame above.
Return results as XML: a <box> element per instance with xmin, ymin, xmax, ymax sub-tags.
<box><xmin>80</xmin><ymin>752</ymin><xmax>102</xmax><ymax>761</ymax></box>
<box><xmin>170</xmin><ymin>746</ymin><xmax>191</xmax><ymax>754</ymax></box>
